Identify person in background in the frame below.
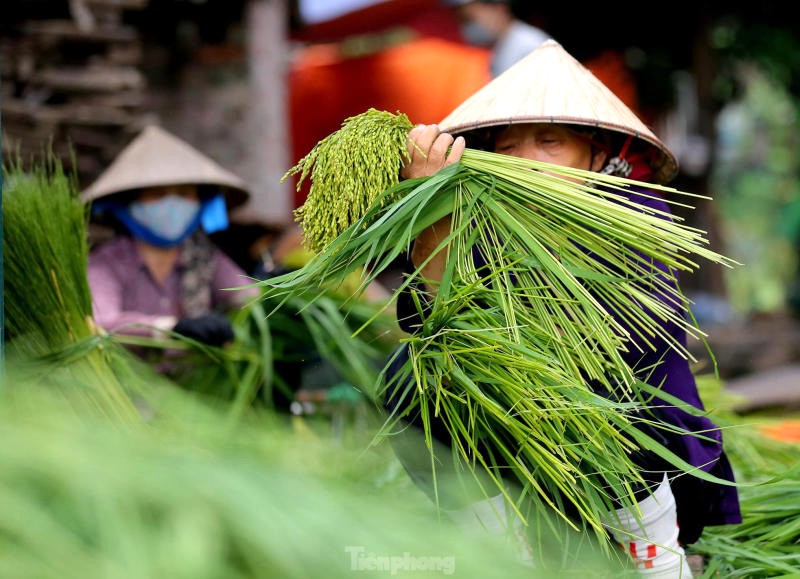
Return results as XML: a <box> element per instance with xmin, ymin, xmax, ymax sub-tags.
<box><xmin>82</xmin><ymin>125</ymin><xmax>259</xmax><ymax>351</ymax></box>
<box><xmin>449</xmin><ymin>0</ymin><xmax>643</xmax><ymax>119</ymax></box>
<box><xmin>446</xmin><ymin>0</ymin><xmax>550</xmax><ymax>77</ymax></box>
<box><xmin>385</xmin><ymin>41</ymin><xmax>741</xmax><ymax>576</ymax></box>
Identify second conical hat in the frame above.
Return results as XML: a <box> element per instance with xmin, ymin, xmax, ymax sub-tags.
<box><xmin>439</xmin><ymin>40</ymin><xmax>678</xmax><ymax>184</ymax></box>
<box><xmin>82</xmin><ymin>125</ymin><xmax>250</xmax><ymax>209</ymax></box>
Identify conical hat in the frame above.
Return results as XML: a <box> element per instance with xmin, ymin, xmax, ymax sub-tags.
<box><xmin>439</xmin><ymin>40</ymin><xmax>678</xmax><ymax>184</ymax></box>
<box><xmin>81</xmin><ymin>125</ymin><xmax>250</xmax><ymax>209</ymax></box>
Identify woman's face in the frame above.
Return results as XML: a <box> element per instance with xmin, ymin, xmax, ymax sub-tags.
<box><xmin>493</xmin><ymin>124</ymin><xmax>606</xmax><ymax>172</ymax></box>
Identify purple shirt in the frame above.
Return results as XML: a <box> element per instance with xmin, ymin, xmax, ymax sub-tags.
<box><xmin>88</xmin><ymin>235</ymin><xmax>259</xmax><ymax>336</ymax></box>
<box><xmin>605</xmin><ymin>186</ymin><xmax>741</xmax><ymax>529</ymax></box>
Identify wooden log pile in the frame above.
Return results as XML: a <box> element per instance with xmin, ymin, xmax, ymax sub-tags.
<box><xmin>2</xmin><ymin>0</ymin><xmax>152</xmax><ymax>186</ymax></box>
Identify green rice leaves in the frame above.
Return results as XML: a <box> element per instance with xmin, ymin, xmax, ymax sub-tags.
<box><xmin>3</xmin><ymin>156</ymin><xmax>140</xmax><ymax>423</ymax></box>
<box><xmin>3</xmin><ymin>157</ymin><xmax>92</xmax><ymax>348</ymax></box>
<box><xmin>264</xmin><ymin>108</ymin><xmax>739</xmax><ymax>543</ymax></box>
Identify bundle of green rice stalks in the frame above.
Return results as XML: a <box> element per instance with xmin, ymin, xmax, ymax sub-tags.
<box><xmin>698</xmin><ymin>477</ymin><xmax>800</xmax><ymax>577</ymax></box>
<box><xmin>111</xmin><ymin>283</ymin><xmax>399</xmax><ymax>419</ymax></box>
<box><xmin>231</xmin><ymin>288</ymin><xmax>398</xmax><ymax>408</ymax></box>
<box><xmin>2</xmin><ymin>157</ymin><xmax>139</xmax><ymax>423</ymax></box>
<box><xmin>679</xmin><ymin>375</ymin><xmax>800</xmax><ymax>576</ymax></box>
<box><xmin>285</xmin><ymin>108</ymin><xmax>413</xmax><ymax>253</ymax></box>
<box><xmin>262</xmin><ymin>110</ymin><xmax>738</xmax><ymax>543</ymax></box>
<box><xmin>690</xmin><ymin>437</ymin><xmax>800</xmax><ymax>577</ymax></box>
<box><xmin>0</xmin><ymin>365</ymin><xmax>634</xmax><ymax>579</ymax></box>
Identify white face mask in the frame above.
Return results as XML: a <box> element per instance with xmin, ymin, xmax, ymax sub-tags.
<box><xmin>129</xmin><ymin>194</ymin><xmax>201</xmax><ymax>243</ymax></box>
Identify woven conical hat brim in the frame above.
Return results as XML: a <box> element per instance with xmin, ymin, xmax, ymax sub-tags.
<box><xmin>439</xmin><ymin>40</ymin><xmax>678</xmax><ymax>184</ymax></box>
<box><xmin>81</xmin><ymin>125</ymin><xmax>250</xmax><ymax>209</ymax></box>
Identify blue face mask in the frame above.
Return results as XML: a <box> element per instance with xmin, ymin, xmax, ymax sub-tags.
<box><xmin>128</xmin><ymin>194</ymin><xmax>201</xmax><ymax>246</ymax></box>
<box><xmin>460</xmin><ymin>20</ymin><xmax>497</xmax><ymax>47</ymax></box>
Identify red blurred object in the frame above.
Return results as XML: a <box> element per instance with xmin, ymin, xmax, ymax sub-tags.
<box><xmin>583</xmin><ymin>49</ymin><xmax>643</xmax><ymax>121</ymax></box>
<box><xmin>287</xmin><ymin>2</ymin><xmax>645</xmax><ymax>209</ymax></box>
<box><xmin>291</xmin><ymin>0</ymin><xmax>461</xmax><ymax>44</ymax></box>
<box><xmin>759</xmin><ymin>420</ymin><xmax>800</xmax><ymax>443</ymax></box>
<box><xmin>289</xmin><ymin>36</ymin><xmax>491</xmax><ymax>208</ymax></box>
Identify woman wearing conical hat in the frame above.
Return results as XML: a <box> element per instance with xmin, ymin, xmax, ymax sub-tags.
<box><xmin>385</xmin><ymin>40</ymin><xmax>741</xmax><ymax>576</ymax></box>
<box><xmin>83</xmin><ymin>125</ymin><xmax>258</xmax><ymax>350</ymax></box>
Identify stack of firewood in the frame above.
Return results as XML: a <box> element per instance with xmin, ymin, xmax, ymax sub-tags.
<box><xmin>2</xmin><ymin>0</ymin><xmax>152</xmax><ymax>185</ymax></box>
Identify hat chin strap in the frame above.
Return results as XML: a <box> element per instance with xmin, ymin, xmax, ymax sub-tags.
<box><xmin>599</xmin><ymin>134</ymin><xmax>635</xmax><ymax>178</ymax></box>
<box><xmin>600</xmin><ymin>156</ymin><xmax>633</xmax><ymax>178</ymax></box>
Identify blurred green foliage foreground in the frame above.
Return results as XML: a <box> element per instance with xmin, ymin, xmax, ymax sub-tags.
<box><xmin>3</xmin><ymin>155</ymin><xmax>800</xmax><ymax>578</ymax></box>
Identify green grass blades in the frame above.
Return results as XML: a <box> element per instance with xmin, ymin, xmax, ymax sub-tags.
<box><xmin>691</xmin><ymin>464</ymin><xmax>800</xmax><ymax>577</ymax></box>
<box><xmin>2</xmin><ymin>156</ymin><xmax>140</xmax><ymax>423</ymax></box>
<box><xmin>0</xmin><ymin>367</ymin><xmax>633</xmax><ymax>579</ymax></box>
<box><xmin>3</xmin><ymin>157</ymin><xmax>92</xmax><ymax>348</ymax></box>
<box><xmin>111</xmin><ymin>286</ymin><xmax>399</xmax><ymax>415</ymax></box>
<box><xmin>666</xmin><ymin>374</ymin><xmax>800</xmax><ymax>577</ymax></box>
<box><xmin>262</xmin><ymin>110</ymin><xmax>739</xmax><ymax>558</ymax></box>
<box><xmin>377</xmin><ymin>284</ymin><xmax>670</xmax><ymax>542</ymax></box>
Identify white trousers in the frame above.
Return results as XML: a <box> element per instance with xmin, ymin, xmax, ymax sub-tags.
<box><xmin>444</xmin><ymin>492</ymin><xmax>534</xmax><ymax>567</ymax></box>
<box><xmin>601</xmin><ymin>475</ymin><xmax>693</xmax><ymax>578</ymax></box>
<box><xmin>445</xmin><ymin>476</ymin><xmax>693</xmax><ymax>577</ymax></box>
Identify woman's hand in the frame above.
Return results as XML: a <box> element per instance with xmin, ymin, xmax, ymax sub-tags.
<box><xmin>399</xmin><ymin>125</ymin><xmax>463</xmax><ymax>293</ymax></box>
<box><xmin>401</xmin><ymin>124</ymin><xmax>465</xmax><ymax>180</ymax></box>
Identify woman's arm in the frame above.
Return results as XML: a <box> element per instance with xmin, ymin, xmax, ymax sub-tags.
<box><xmin>87</xmin><ymin>259</ymin><xmax>177</xmax><ymax>336</ymax></box>
<box><xmin>211</xmin><ymin>247</ymin><xmax>261</xmax><ymax>310</ymax></box>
